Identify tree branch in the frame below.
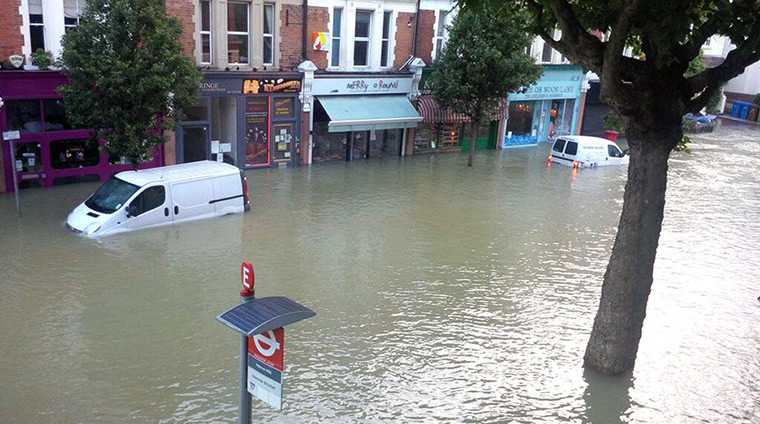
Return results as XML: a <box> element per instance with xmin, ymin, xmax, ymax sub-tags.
<box><xmin>544</xmin><ymin>0</ymin><xmax>605</xmax><ymax>73</ymax></box>
<box><xmin>600</xmin><ymin>0</ymin><xmax>641</xmax><ymax>103</ymax></box>
<box><xmin>675</xmin><ymin>1</ymin><xmax>726</xmax><ymax>64</ymax></box>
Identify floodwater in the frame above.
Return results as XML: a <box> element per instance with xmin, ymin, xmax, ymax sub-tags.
<box><xmin>1</xmin><ymin>122</ymin><xmax>759</xmax><ymax>423</ymax></box>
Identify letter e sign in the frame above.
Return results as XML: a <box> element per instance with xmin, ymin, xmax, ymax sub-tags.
<box><xmin>241</xmin><ymin>262</ymin><xmax>254</xmax><ymax>291</ymax></box>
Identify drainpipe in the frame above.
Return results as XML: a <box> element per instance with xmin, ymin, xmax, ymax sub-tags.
<box><xmin>411</xmin><ymin>0</ymin><xmax>420</xmax><ymax>57</ymax></box>
<box><xmin>302</xmin><ymin>0</ymin><xmax>308</xmax><ymax>60</ymax></box>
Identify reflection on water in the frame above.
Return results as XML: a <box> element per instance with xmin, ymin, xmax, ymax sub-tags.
<box><xmin>1</xmin><ymin>121</ymin><xmax>759</xmax><ymax>423</ymax></box>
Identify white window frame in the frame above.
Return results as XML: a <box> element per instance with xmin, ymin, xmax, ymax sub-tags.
<box><xmin>432</xmin><ymin>10</ymin><xmax>447</xmax><ymax>61</ymax></box>
<box><xmin>380</xmin><ymin>11</ymin><xmax>392</xmax><ymax>67</ymax></box>
<box><xmin>541</xmin><ymin>28</ymin><xmax>558</xmax><ymax>64</ymax></box>
<box><xmin>200</xmin><ymin>0</ymin><xmax>212</xmax><ymax>64</ymax></box>
<box><xmin>330</xmin><ymin>7</ymin><xmax>343</xmax><ymax>67</ymax></box>
<box><xmin>64</xmin><ymin>0</ymin><xmax>84</xmax><ymax>31</ymax></box>
<box><xmin>227</xmin><ymin>2</ymin><xmax>250</xmax><ymax>65</ymax></box>
<box><xmin>353</xmin><ymin>10</ymin><xmax>372</xmax><ymax>68</ymax></box>
<box><xmin>263</xmin><ymin>3</ymin><xmax>275</xmax><ymax>66</ymax></box>
<box><xmin>29</xmin><ymin>0</ymin><xmax>45</xmax><ymax>51</ymax></box>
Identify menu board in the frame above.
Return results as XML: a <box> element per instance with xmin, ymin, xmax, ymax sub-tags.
<box><xmin>245</xmin><ymin>98</ymin><xmax>269</xmax><ymax>166</ymax></box>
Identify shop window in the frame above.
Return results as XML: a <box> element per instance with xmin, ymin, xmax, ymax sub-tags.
<box><xmin>354</xmin><ymin>11</ymin><xmax>372</xmax><ymax>67</ymax></box>
<box><xmin>43</xmin><ymin>99</ymin><xmax>73</xmax><ymax>130</ymax></box>
<box><xmin>200</xmin><ymin>0</ymin><xmax>212</xmax><ymax>64</ymax></box>
<box><xmin>15</xmin><ymin>143</ymin><xmax>42</xmax><ymax>172</ymax></box>
<box><xmin>414</xmin><ymin>123</ymin><xmax>437</xmax><ymax>150</ymax></box>
<box><xmin>381</xmin><ymin>11</ymin><xmax>391</xmax><ymax>67</ymax></box>
<box><xmin>50</xmin><ymin>138</ymin><xmax>100</xmax><ymax>169</ymax></box>
<box><xmin>6</xmin><ymin>100</ymin><xmax>43</xmax><ymax>133</ymax></box>
<box><xmin>184</xmin><ymin>97</ymin><xmax>209</xmax><ymax>122</ymax></box>
<box><xmin>263</xmin><ymin>4</ymin><xmax>274</xmax><ymax>65</ymax></box>
<box><xmin>64</xmin><ymin>0</ymin><xmax>85</xmax><ymax>32</ymax></box>
<box><xmin>131</xmin><ymin>186</ymin><xmax>166</xmax><ymax>215</ymax></box>
<box><xmin>370</xmin><ymin>129</ymin><xmax>401</xmax><ymax>158</ymax></box>
<box><xmin>439</xmin><ymin>123</ymin><xmax>461</xmax><ymax>147</ymax></box>
<box><xmin>312</xmin><ymin>121</ymin><xmax>348</xmax><ymax>162</ymax></box>
<box><xmin>331</xmin><ymin>8</ymin><xmax>342</xmax><ymax>66</ymax></box>
<box><xmin>508</xmin><ymin>102</ymin><xmax>534</xmax><ymax>136</ymax></box>
<box><xmin>29</xmin><ymin>0</ymin><xmax>45</xmax><ymax>51</ymax></box>
<box><xmin>228</xmin><ymin>2</ymin><xmax>250</xmax><ymax>64</ymax></box>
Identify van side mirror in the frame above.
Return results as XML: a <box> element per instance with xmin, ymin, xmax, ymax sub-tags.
<box><xmin>127</xmin><ymin>204</ymin><xmax>139</xmax><ymax>218</ymax></box>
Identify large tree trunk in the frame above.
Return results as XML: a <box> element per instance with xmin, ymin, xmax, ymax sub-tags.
<box><xmin>467</xmin><ymin>120</ymin><xmax>479</xmax><ymax>167</ymax></box>
<box><xmin>583</xmin><ymin>123</ymin><xmax>679</xmax><ymax>375</ymax></box>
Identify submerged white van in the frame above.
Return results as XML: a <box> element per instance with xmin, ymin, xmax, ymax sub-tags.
<box><xmin>550</xmin><ymin>136</ymin><xmax>629</xmax><ymax>168</ymax></box>
<box><xmin>67</xmin><ymin>161</ymin><xmax>250</xmax><ymax>237</ymax></box>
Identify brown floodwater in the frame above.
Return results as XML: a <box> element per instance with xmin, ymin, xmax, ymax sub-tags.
<box><xmin>1</xmin><ymin>121</ymin><xmax>758</xmax><ymax>423</ymax></box>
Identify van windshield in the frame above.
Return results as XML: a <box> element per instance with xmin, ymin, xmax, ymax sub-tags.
<box><xmin>85</xmin><ymin>177</ymin><xmax>139</xmax><ymax>214</ymax></box>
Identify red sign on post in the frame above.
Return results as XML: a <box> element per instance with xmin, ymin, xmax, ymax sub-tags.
<box><xmin>248</xmin><ymin>328</ymin><xmax>285</xmax><ymax>371</ymax></box>
<box><xmin>241</xmin><ymin>262</ymin><xmax>254</xmax><ymax>296</ymax></box>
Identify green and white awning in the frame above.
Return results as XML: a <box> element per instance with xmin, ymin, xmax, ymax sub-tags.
<box><xmin>318</xmin><ymin>95</ymin><xmax>423</xmax><ymax>133</ymax></box>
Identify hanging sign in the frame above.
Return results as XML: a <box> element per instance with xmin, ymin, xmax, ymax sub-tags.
<box><xmin>247</xmin><ymin>328</ymin><xmax>285</xmax><ymax>410</ymax></box>
<box><xmin>312</xmin><ymin>31</ymin><xmax>331</xmax><ymax>51</ymax></box>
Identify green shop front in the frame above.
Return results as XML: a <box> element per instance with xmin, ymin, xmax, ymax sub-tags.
<box><xmin>504</xmin><ymin>65</ymin><xmax>583</xmax><ymax>147</ymax></box>
<box><xmin>178</xmin><ymin>72</ymin><xmax>302</xmax><ymax>168</ymax></box>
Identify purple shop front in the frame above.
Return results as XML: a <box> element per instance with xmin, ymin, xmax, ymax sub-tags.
<box><xmin>0</xmin><ymin>71</ymin><xmax>163</xmax><ymax>192</ymax></box>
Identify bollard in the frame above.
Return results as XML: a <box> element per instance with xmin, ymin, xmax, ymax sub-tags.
<box><xmin>239</xmin><ymin>262</ymin><xmax>255</xmax><ymax>424</ymax></box>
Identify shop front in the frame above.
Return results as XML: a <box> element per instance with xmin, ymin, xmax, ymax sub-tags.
<box><xmin>504</xmin><ymin>65</ymin><xmax>583</xmax><ymax>147</ymax></box>
<box><xmin>0</xmin><ymin>71</ymin><xmax>162</xmax><ymax>192</ymax></box>
<box><xmin>309</xmin><ymin>75</ymin><xmax>421</xmax><ymax>163</ymax></box>
<box><xmin>178</xmin><ymin>72</ymin><xmax>302</xmax><ymax>169</ymax></box>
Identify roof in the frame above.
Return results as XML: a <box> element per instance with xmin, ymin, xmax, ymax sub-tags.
<box><xmin>216</xmin><ymin>296</ymin><xmax>316</xmax><ymax>336</ymax></box>
<box><xmin>319</xmin><ymin>95</ymin><xmax>423</xmax><ymax>133</ymax></box>
<box><xmin>558</xmin><ymin>135</ymin><xmax>616</xmax><ymax>145</ymax></box>
<box><xmin>416</xmin><ymin>95</ymin><xmax>509</xmax><ymax>124</ymax></box>
<box><xmin>116</xmin><ymin>161</ymin><xmax>240</xmax><ymax>187</ymax></box>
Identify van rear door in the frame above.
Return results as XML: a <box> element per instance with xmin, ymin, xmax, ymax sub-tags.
<box><xmin>170</xmin><ymin>179</ymin><xmax>215</xmax><ymax>222</ymax></box>
<box><xmin>211</xmin><ymin>174</ymin><xmax>245</xmax><ymax>216</ymax></box>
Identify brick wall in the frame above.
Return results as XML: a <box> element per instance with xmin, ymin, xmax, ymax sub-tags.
<box><xmin>280</xmin><ymin>4</ymin><xmax>304</xmax><ymax>69</ymax></box>
<box><xmin>306</xmin><ymin>6</ymin><xmax>329</xmax><ymax>69</ymax></box>
<box><xmin>0</xmin><ymin>0</ymin><xmax>23</xmax><ymax>59</ymax></box>
<box><xmin>415</xmin><ymin>10</ymin><xmax>435</xmax><ymax>66</ymax></box>
<box><xmin>394</xmin><ymin>12</ymin><xmax>415</xmax><ymax>68</ymax></box>
<box><xmin>165</xmin><ymin>0</ymin><xmax>196</xmax><ymax>60</ymax></box>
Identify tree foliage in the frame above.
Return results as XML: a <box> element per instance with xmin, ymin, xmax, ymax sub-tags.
<box><xmin>429</xmin><ymin>5</ymin><xmax>542</xmax><ymax>165</ymax></box>
<box><xmin>59</xmin><ymin>0</ymin><xmax>201</xmax><ymax>167</ymax></box>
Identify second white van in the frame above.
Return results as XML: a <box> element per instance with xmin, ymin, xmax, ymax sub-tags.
<box><xmin>550</xmin><ymin>136</ymin><xmax>629</xmax><ymax>169</ymax></box>
<box><xmin>66</xmin><ymin>161</ymin><xmax>250</xmax><ymax>237</ymax></box>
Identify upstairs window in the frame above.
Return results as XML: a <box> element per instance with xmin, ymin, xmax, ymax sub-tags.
<box><xmin>380</xmin><ymin>11</ymin><xmax>391</xmax><ymax>67</ymax></box>
<box><xmin>200</xmin><ymin>0</ymin><xmax>212</xmax><ymax>64</ymax></box>
<box><xmin>354</xmin><ymin>11</ymin><xmax>372</xmax><ymax>67</ymax></box>
<box><xmin>263</xmin><ymin>3</ymin><xmax>274</xmax><ymax>65</ymax></box>
<box><xmin>330</xmin><ymin>8</ymin><xmax>342</xmax><ymax>66</ymax></box>
<box><xmin>227</xmin><ymin>2</ymin><xmax>250</xmax><ymax>64</ymax></box>
<box><xmin>29</xmin><ymin>0</ymin><xmax>45</xmax><ymax>51</ymax></box>
<box><xmin>434</xmin><ymin>10</ymin><xmax>447</xmax><ymax>59</ymax></box>
<box><xmin>542</xmin><ymin>29</ymin><xmax>557</xmax><ymax>63</ymax></box>
<box><xmin>64</xmin><ymin>0</ymin><xmax>85</xmax><ymax>32</ymax></box>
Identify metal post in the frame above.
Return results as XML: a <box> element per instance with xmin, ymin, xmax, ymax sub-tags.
<box><xmin>8</xmin><ymin>139</ymin><xmax>21</xmax><ymax>217</ymax></box>
<box><xmin>239</xmin><ymin>291</ymin><xmax>254</xmax><ymax>424</ymax></box>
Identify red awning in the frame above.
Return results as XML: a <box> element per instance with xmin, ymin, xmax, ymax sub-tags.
<box><xmin>416</xmin><ymin>95</ymin><xmax>508</xmax><ymax>123</ymax></box>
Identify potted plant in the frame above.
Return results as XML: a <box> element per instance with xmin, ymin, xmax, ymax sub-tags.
<box><xmin>31</xmin><ymin>49</ymin><xmax>52</xmax><ymax>70</ymax></box>
<box><xmin>603</xmin><ymin>112</ymin><xmax>625</xmax><ymax>142</ymax></box>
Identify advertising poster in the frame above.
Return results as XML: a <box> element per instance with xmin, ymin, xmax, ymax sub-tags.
<box><xmin>245</xmin><ymin>97</ymin><xmax>269</xmax><ymax>166</ymax></box>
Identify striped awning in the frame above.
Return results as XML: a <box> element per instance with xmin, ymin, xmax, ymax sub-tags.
<box><xmin>416</xmin><ymin>95</ymin><xmax>508</xmax><ymax>123</ymax></box>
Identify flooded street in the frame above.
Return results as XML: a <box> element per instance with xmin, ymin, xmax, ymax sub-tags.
<box><xmin>1</xmin><ymin>122</ymin><xmax>759</xmax><ymax>423</ymax></box>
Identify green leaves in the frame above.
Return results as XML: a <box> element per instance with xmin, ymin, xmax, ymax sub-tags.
<box><xmin>58</xmin><ymin>0</ymin><xmax>201</xmax><ymax>168</ymax></box>
<box><xmin>430</xmin><ymin>6</ymin><xmax>543</xmax><ymax>122</ymax></box>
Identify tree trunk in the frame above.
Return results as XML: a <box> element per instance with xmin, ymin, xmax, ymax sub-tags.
<box><xmin>583</xmin><ymin>124</ymin><xmax>678</xmax><ymax>375</ymax></box>
<box><xmin>468</xmin><ymin>120</ymin><xmax>479</xmax><ymax>167</ymax></box>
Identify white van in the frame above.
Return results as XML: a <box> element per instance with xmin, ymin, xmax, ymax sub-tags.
<box><xmin>67</xmin><ymin>161</ymin><xmax>250</xmax><ymax>237</ymax></box>
<box><xmin>550</xmin><ymin>136</ymin><xmax>629</xmax><ymax>168</ymax></box>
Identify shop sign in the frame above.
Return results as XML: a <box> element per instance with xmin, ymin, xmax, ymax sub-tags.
<box><xmin>243</xmin><ymin>78</ymin><xmax>302</xmax><ymax>95</ymax></box>
<box><xmin>312</xmin><ymin>77</ymin><xmax>413</xmax><ymax>96</ymax></box>
<box><xmin>509</xmin><ymin>81</ymin><xmax>581</xmax><ymax>101</ymax></box>
<box><xmin>3</xmin><ymin>131</ymin><xmax>20</xmax><ymax>141</ymax></box>
<box><xmin>199</xmin><ymin>80</ymin><xmax>240</xmax><ymax>95</ymax></box>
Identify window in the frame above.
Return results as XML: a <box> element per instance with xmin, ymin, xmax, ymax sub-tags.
<box><xmin>552</xmin><ymin>139</ymin><xmax>566</xmax><ymax>153</ymax></box>
<box><xmin>200</xmin><ymin>0</ymin><xmax>212</xmax><ymax>64</ymax></box>
<box><xmin>434</xmin><ymin>10</ymin><xmax>447</xmax><ymax>59</ymax></box>
<box><xmin>29</xmin><ymin>0</ymin><xmax>45</xmax><ymax>51</ymax></box>
<box><xmin>86</xmin><ymin>177</ymin><xmax>140</xmax><ymax>214</ymax></box>
<box><xmin>64</xmin><ymin>0</ymin><xmax>85</xmax><ymax>32</ymax></box>
<box><xmin>227</xmin><ymin>2</ymin><xmax>249</xmax><ymax>64</ymax></box>
<box><xmin>131</xmin><ymin>186</ymin><xmax>166</xmax><ymax>216</ymax></box>
<box><xmin>380</xmin><ymin>11</ymin><xmax>391</xmax><ymax>67</ymax></box>
<box><xmin>331</xmin><ymin>8</ymin><xmax>342</xmax><ymax>66</ymax></box>
<box><xmin>50</xmin><ymin>139</ymin><xmax>100</xmax><ymax>169</ymax></box>
<box><xmin>6</xmin><ymin>100</ymin><xmax>42</xmax><ymax>133</ymax></box>
<box><xmin>42</xmin><ymin>99</ymin><xmax>73</xmax><ymax>130</ymax></box>
<box><xmin>541</xmin><ymin>40</ymin><xmax>553</xmax><ymax>63</ymax></box>
<box><xmin>608</xmin><ymin>144</ymin><xmax>624</xmax><ymax>158</ymax></box>
<box><xmin>564</xmin><ymin>141</ymin><xmax>578</xmax><ymax>155</ymax></box>
<box><xmin>354</xmin><ymin>11</ymin><xmax>372</xmax><ymax>67</ymax></box>
<box><xmin>263</xmin><ymin>4</ymin><xmax>274</xmax><ymax>65</ymax></box>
